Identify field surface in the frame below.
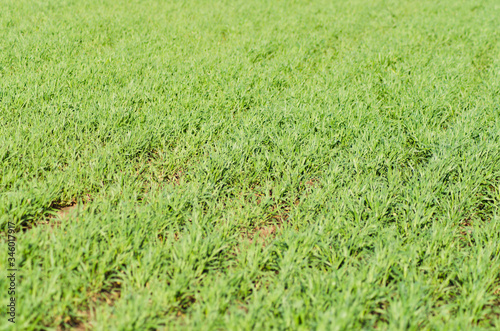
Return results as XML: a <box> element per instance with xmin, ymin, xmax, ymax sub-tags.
<box><xmin>1</xmin><ymin>0</ymin><xmax>500</xmax><ymax>329</ymax></box>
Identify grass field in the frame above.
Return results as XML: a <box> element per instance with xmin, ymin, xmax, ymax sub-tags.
<box><xmin>1</xmin><ymin>0</ymin><xmax>500</xmax><ymax>329</ymax></box>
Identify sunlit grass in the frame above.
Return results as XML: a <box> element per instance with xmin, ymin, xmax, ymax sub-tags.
<box><xmin>1</xmin><ymin>0</ymin><xmax>500</xmax><ymax>329</ymax></box>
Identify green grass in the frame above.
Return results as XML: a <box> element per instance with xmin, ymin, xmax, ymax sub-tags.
<box><xmin>1</xmin><ymin>0</ymin><xmax>500</xmax><ymax>329</ymax></box>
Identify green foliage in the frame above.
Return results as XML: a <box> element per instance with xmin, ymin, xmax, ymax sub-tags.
<box><xmin>1</xmin><ymin>0</ymin><xmax>500</xmax><ymax>329</ymax></box>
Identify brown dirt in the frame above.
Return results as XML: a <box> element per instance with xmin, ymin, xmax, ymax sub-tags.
<box><xmin>246</xmin><ymin>225</ymin><xmax>279</xmax><ymax>245</ymax></box>
<box><xmin>56</xmin><ymin>203</ymin><xmax>79</xmax><ymax>220</ymax></box>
